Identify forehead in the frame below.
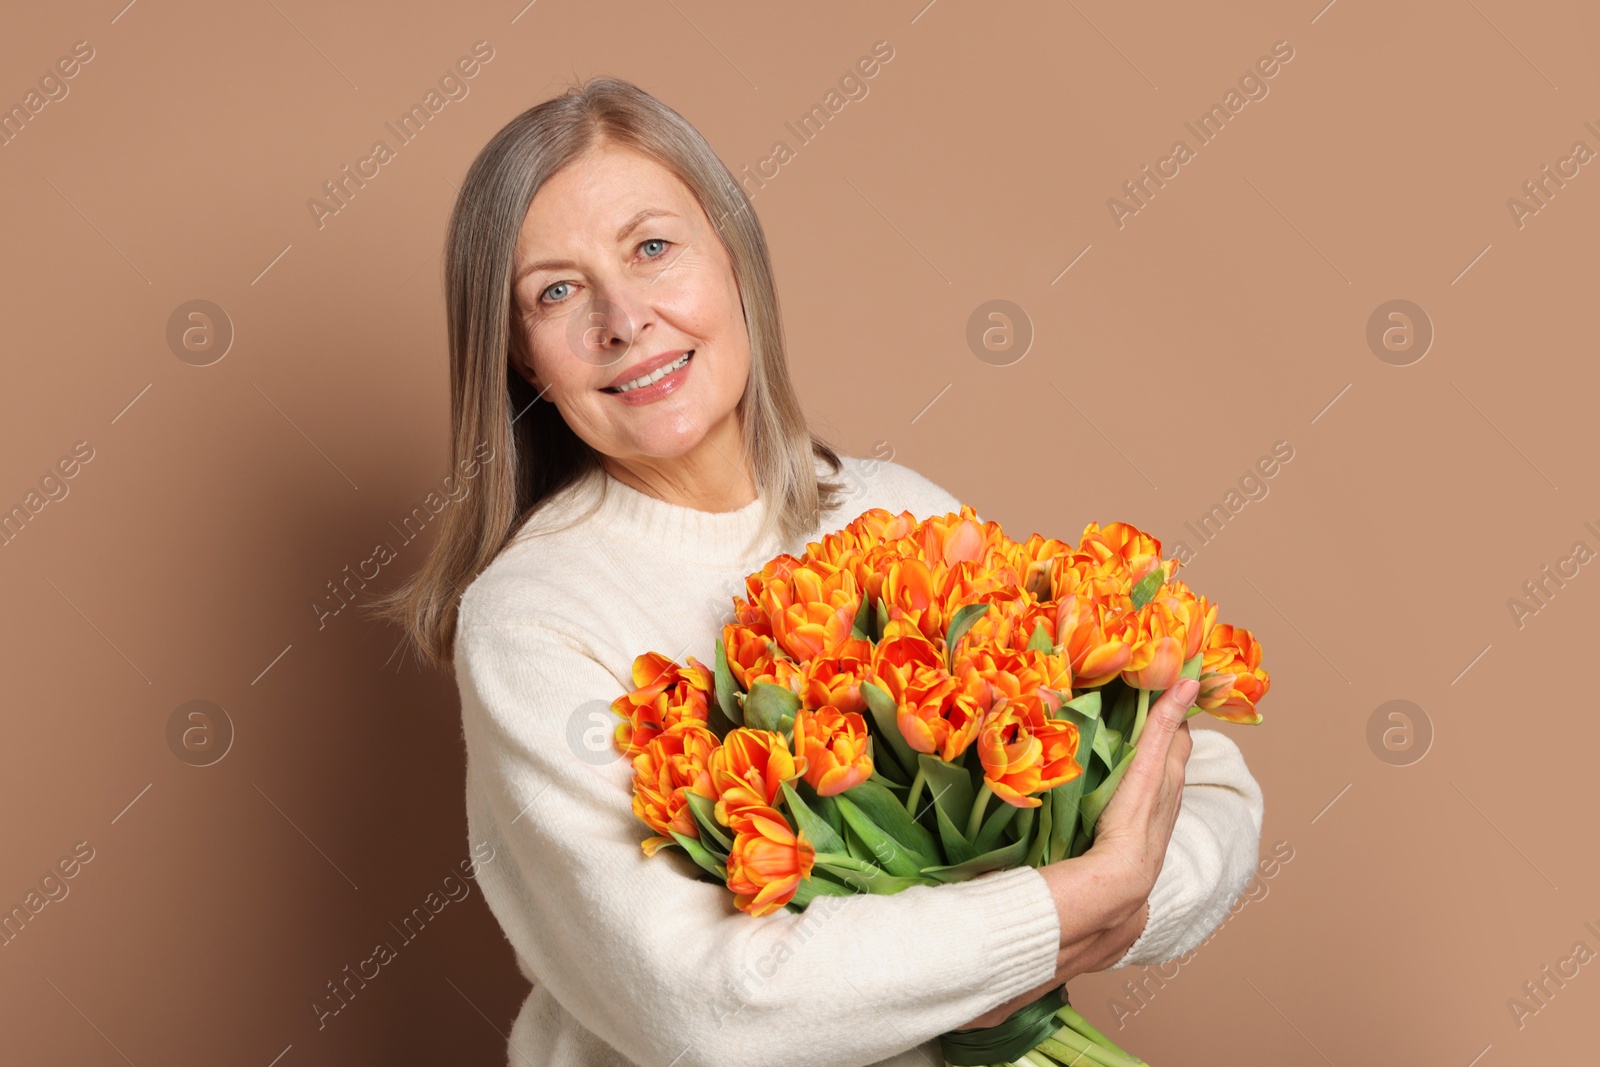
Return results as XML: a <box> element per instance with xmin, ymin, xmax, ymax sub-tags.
<box><xmin>518</xmin><ymin>144</ymin><xmax>701</xmax><ymax>245</ymax></box>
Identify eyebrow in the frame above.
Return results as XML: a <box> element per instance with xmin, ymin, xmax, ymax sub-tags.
<box><xmin>513</xmin><ymin>208</ymin><xmax>680</xmax><ymax>284</ymax></box>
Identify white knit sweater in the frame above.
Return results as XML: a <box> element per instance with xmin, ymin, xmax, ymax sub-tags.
<box><xmin>454</xmin><ymin>452</ymin><xmax>1264</xmax><ymax>1067</ymax></box>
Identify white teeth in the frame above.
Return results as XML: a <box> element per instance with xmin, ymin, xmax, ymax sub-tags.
<box><xmin>612</xmin><ymin>352</ymin><xmax>691</xmax><ymax>392</ymax></box>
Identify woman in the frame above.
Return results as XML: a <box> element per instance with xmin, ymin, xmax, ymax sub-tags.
<box><xmin>374</xmin><ymin>76</ymin><xmax>1264</xmax><ymax>1067</ymax></box>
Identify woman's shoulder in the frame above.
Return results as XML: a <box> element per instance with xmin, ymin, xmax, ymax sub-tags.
<box><xmin>827</xmin><ymin>448</ymin><xmax>966</xmax><ymax>526</ymax></box>
<box><xmin>457</xmin><ymin>476</ymin><xmax>607</xmax><ymax>631</ymax></box>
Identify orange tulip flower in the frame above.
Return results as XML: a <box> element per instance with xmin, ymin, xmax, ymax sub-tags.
<box><xmin>976</xmin><ymin>700</ymin><xmax>1082</xmax><ymax>807</ymax></box>
<box><xmin>629</xmin><ymin>721</ymin><xmax>720</xmax><ymax>856</ymax></box>
<box><xmin>792</xmin><ymin>705</ymin><xmax>874</xmax><ymax>796</ymax></box>
<box><xmin>1197</xmin><ymin>623</ymin><xmax>1270</xmax><ymax>724</ymax></box>
<box><xmin>724</xmin><ymin>804</ymin><xmax>816</xmax><ymax>917</ymax></box>
<box><xmin>610</xmin><ymin>652</ymin><xmax>713</xmax><ymax>758</ymax></box>
<box><xmin>708</xmin><ymin>728</ymin><xmax>808</xmax><ymax>826</ymax></box>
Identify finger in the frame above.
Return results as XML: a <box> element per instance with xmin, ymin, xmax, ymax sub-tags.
<box><xmin>1142</xmin><ymin>678</ymin><xmax>1198</xmax><ymax>746</ymax></box>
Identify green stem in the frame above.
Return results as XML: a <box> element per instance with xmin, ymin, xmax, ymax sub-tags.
<box><xmin>1055</xmin><ymin>1005</ymin><xmax>1127</xmax><ymax>1055</ymax></box>
<box><xmin>1127</xmin><ymin>687</ymin><xmax>1151</xmax><ymax>749</ymax></box>
<box><xmin>1040</xmin><ymin>1027</ymin><xmax>1145</xmax><ymax>1067</ymax></box>
<box><xmin>965</xmin><ymin>782</ymin><xmax>994</xmax><ymax>842</ymax></box>
<box><xmin>903</xmin><ymin>765</ymin><xmax>927</xmax><ymax>817</ymax></box>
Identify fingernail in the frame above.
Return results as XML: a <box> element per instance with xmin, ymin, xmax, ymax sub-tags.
<box><xmin>1172</xmin><ymin>678</ymin><xmax>1199</xmax><ymax>705</ymax></box>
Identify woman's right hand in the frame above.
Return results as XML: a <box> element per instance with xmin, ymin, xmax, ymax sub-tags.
<box><xmin>1040</xmin><ymin>678</ymin><xmax>1198</xmax><ymax>977</ymax></box>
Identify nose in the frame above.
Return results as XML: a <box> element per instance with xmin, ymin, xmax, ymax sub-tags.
<box><xmin>571</xmin><ymin>277</ymin><xmax>654</xmax><ymax>369</ymax></box>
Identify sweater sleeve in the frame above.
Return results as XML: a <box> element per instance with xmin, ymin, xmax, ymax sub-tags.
<box><xmin>876</xmin><ymin>459</ymin><xmax>1267</xmax><ymax>971</ymax></box>
<box><xmin>455</xmin><ymin>609</ymin><xmax>1062</xmax><ymax>1067</ymax></box>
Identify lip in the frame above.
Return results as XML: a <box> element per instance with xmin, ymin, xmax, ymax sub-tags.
<box><xmin>603</xmin><ymin>350</ymin><xmax>694</xmax><ymax>391</ymax></box>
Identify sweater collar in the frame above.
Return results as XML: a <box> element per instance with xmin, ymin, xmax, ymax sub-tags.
<box><xmin>583</xmin><ymin>464</ymin><xmax>780</xmax><ymax>565</ymax></box>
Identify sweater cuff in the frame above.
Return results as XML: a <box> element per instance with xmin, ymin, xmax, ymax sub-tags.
<box><xmin>959</xmin><ymin>866</ymin><xmax>1062</xmax><ymax>1000</ymax></box>
<box><xmin>1107</xmin><ymin>862</ymin><xmax>1186</xmax><ymax>971</ymax></box>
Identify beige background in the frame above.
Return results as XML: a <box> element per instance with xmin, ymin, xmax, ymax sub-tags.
<box><xmin>2</xmin><ymin>0</ymin><xmax>1595</xmax><ymax>1063</ymax></box>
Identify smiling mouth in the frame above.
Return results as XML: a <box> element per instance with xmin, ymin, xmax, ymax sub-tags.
<box><xmin>601</xmin><ymin>350</ymin><xmax>694</xmax><ymax>393</ymax></box>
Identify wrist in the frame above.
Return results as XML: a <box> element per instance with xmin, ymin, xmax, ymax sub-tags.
<box><xmin>1040</xmin><ymin>851</ymin><xmax>1147</xmax><ymax>947</ymax></box>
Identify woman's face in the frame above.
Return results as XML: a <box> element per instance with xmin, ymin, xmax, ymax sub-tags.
<box><xmin>510</xmin><ymin>142</ymin><xmax>751</xmax><ymax>480</ymax></box>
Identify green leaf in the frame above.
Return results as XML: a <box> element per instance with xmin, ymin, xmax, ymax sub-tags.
<box><xmin>1130</xmin><ymin>566</ymin><xmax>1165</xmax><ymax>611</ymax></box>
<box><xmin>915</xmin><ymin>753</ymin><xmax>977</xmax><ymax>826</ymax></box>
<box><xmin>931</xmin><ymin>798</ymin><xmax>978</xmax><ymax>865</ymax></box>
<box><xmin>920</xmin><ymin>834</ymin><xmax>1030</xmax><ymax>883</ymax></box>
<box><xmin>1060</xmin><ymin>689</ymin><xmax>1102</xmax><ymax>721</ymax></box>
<box><xmin>843</xmin><ymin>819</ymin><xmax>877</xmax><ymax>863</ymax></box>
<box><xmin>1025</xmin><ymin>619</ymin><xmax>1054</xmax><ymax>653</ymax></box>
<box><xmin>859</xmin><ymin>680</ymin><xmax>920</xmax><ymax>779</ymax></box>
<box><xmin>668</xmin><ymin>830</ymin><xmax>728</xmax><ymax>881</ymax></box>
<box><xmin>1094</xmin><ymin>723</ymin><xmax>1122</xmax><ymax>772</ymax></box>
<box><xmin>787</xmin><ymin>871</ymin><xmax>857</xmax><ymax>908</ymax></box>
<box><xmin>1179</xmin><ymin>649</ymin><xmax>1204</xmax><ymax>681</ymax></box>
<box><xmin>814</xmin><ymin>855</ymin><xmax>939</xmax><ymax>894</ymax></box>
<box><xmin>838</xmin><ymin>780</ymin><xmax>940</xmax><ymax>864</ymax></box>
<box><xmin>713</xmin><ymin>638</ymin><xmax>745</xmax><ymax>728</ymax></box>
<box><xmin>850</xmin><ymin>593</ymin><xmax>877</xmax><ymax>643</ymax></box>
<box><xmin>971</xmin><ymin>796</ymin><xmax>1019</xmax><ymax>854</ymax></box>
<box><xmin>779</xmin><ymin>781</ymin><xmax>847</xmax><ymax>855</ymax></box>
<box><xmin>684</xmin><ymin>791</ymin><xmax>732</xmax><ymax>853</ymax></box>
<box><xmin>1077</xmin><ymin>743</ymin><xmax>1137</xmax><ymax>835</ymax></box>
<box><xmin>797</xmin><ymin>779</ymin><xmax>846</xmax><ymax>840</ymax></box>
<box><xmin>1024</xmin><ymin>792</ymin><xmax>1051</xmax><ymax>866</ymax></box>
<box><xmin>1048</xmin><ymin>766</ymin><xmax>1090</xmax><ymax>864</ymax></box>
<box><xmin>873</xmin><ymin>596</ymin><xmax>890</xmax><ymax>639</ymax></box>
<box><xmin>945</xmin><ymin>603</ymin><xmax>991</xmax><ymax>663</ymax></box>
<box><xmin>744</xmin><ymin>681</ymin><xmax>800</xmax><ymax>735</ymax></box>
<box><xmin>834</xmin><ymin>794</ymin><xmax>939</xmax><ymax>878</ymax></box>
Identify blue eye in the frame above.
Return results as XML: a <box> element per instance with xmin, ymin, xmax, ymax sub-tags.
<box><xmin>540</xmin><ymin>281</ymin><xmax>571</xmax><ymax>304</ymax></box>
<box><xmin>641</xmin><ymin>238</ymin><xmax>668</xmax><ymax>258</ymax></box>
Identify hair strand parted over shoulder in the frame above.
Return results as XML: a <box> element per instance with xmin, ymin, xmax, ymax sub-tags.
<box><xmin>366</xmin><ymin>75</ymin><xmax>845</xmax><ymax>673</ymax></box>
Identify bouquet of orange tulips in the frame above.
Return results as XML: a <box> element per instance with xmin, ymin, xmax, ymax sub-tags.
<box><xmin>611</xmin><ymin>506</ymin><xmax>1268</xmax><ymax>1067</ymax></box>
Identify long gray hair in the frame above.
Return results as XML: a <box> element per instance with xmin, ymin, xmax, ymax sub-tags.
<box><xmin>369</xmin><ymin>75</ymin><xmax>845</xmax><ymax>671</ymax></box>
